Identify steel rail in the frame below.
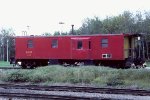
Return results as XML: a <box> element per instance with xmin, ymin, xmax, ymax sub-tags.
<box><xmin>0</xmin><ymin>92</ymin><xmax>94</xmax><ymax>100</ymax></box>
<box><xmin>0</xmin><ymin>83</ymin><xmax>150</xmax><ymax>96</ymax></box>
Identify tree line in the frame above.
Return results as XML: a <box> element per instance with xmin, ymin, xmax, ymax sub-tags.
<box><xmin>51</xmin><ymin>11</ymin><xmax>150</xmax><ymax>37</ymax></box>
<box><xmin>77</xmin><ymin>11</ymin><xmax>150</xmax><ymax>35</ymax></box>
<box><xmin>0</xmin><ymin>28</ymin><xmax>15</xmax><ymax>61</ymax></box>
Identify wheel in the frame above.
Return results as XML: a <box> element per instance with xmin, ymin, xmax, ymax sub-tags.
<box><xmin>125</xmin><ymin>61</ymin><xmax>133</xmax><ymax>68</ymax></box>
<box><xmin>94</xmin><ymin>61</ymin><xmax>100</xmax><ymax>66</ymax></box>
<box><xmin>21</xmin><ymin>63</ymin><xmax>27</xmax><ymax>69</ymax></box>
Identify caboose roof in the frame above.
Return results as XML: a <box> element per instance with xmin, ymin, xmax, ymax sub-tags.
<box><xmin>15</xmin><ymin>33</ymin><xmax>143</xmax><ymax>38</ymax></box>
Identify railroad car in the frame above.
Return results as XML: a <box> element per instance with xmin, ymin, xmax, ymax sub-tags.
<box><xmin>14</xmin><ymin>33</ymin><xmax>147</xmax><ymax>68</ymax></box>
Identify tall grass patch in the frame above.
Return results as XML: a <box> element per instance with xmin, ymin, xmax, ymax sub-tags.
<box><xmin>1</xmin><ymin>65</ymin><xmax>150</xmax><ymax>89</ymax></box>
<box><xmin>3</xmin><ymin>69</ymin><xmax>31</xmax><ymax>82</ymax></box>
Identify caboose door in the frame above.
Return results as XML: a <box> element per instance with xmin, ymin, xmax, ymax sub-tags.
<box><xmin>71</xmin><ymin>38</ymin><xmax>91</xmax><ymax>60</ymax></box>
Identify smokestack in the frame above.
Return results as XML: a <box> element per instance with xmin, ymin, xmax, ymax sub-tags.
<box><xmin>71</xmin><ymin>24</ymin><xmax>74</xmax><ymax>35</ymax></box>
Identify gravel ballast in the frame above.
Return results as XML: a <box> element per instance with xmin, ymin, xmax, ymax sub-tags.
<box><xmin>0</xmin><ymin>88</ymin><xmax>150</xmax><ymax>100</ymax></box>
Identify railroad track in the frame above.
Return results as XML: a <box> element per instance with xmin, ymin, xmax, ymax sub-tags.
<box><xmin>0</xmin><ymin>67</ymin><xmax>20</xmax><ymax>69</ymax></box>
<box><xmin>0</xmin><ymin>92</ymin><xmax>95</xmax><ymax>100</ymax></box>
<box><xmin>0</xmin><ymin>83</ymin><xmax>150</xmax><ymax>96</ymax></box>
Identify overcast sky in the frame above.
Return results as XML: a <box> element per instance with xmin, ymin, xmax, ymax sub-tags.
<box><xmin>0</xmin><ymin>0</ymin><xmax>150</xmax><ymax>35</ymax></box>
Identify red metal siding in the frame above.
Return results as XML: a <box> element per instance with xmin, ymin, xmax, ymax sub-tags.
<box><xmin>49</xmin><ymin>37</ymin><xmax>71</xmax><ymax>59</ymax></box>
<box><xmin>71</xmin><ymin>37</ymin><xmax>91</xmax><ymax>59</ymax></box>
<box><xmin>15</xmin><ymin>37</ymin><xmax>35</xmax><ymax>59</ymax></box>
<box><xmin>91</xmin><ymin>35</ymin><xmax>124</xmax><ymax>60</ymax></box>
<box><xmin>15</xmin><ymin>34</ymin><xmax>125</xmax><ymax>61</ymax></box>
<box><xmin>15</xmin><ymin>37</ymin><xmax>72</xmax><ymax>60</ymax></box>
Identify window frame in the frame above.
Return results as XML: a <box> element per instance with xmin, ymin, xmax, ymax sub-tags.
<box><xmin>89</xmin><ymin>41</ymin><xmax>91</xmax><ymax>49</ymax></box>
<box><xmin>77</xmin><ymin>40</ymin><xmax>83</xmax><ymax>49</ymax></box>
<box><xmin>101</xmin><ymin>38</ymin><xmax>108</xmax><ymax>48</ymax></box>
<box><xmin>27</xmin><ymin>40</ymin><xmax>33</xmax><ymax>48</ymax></box>
<box><xmin>51</xmin><ymin>39</ymin><xmax>58</xmax><ymax>48</ymax></box>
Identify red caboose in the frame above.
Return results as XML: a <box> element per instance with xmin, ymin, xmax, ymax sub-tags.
<box><xmin>15</xmin><ymin>33</ymin><xmax>146</xmax><ymax>68</ymax></box>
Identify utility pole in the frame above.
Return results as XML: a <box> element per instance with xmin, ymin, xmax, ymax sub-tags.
<box><xmin>2</xmin><ymin>43</ymin><xmax>4</xmax><ymax>61</ymax></box>
<box><xmin>7</xmin><ymin>39</ymin><xmax>9</xmax><ymax>62</ymax></box>
<box><xmin>138</xmin><ymin>37</ymin><xmax>141</xmax><ymax>58</ymax></box>
<box><xmin>1</xmin><ymin>37</ymin><xmax>4</xmax><ymax>61</ymax></box>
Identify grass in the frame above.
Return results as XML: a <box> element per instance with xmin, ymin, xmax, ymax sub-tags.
<box><xmin>1</xmin><ymin>65</ymin><xmax>150</xmax><ymax>89</ymax></box>
<box><xmin>0</xmin><ymin>61</ymin><xmax>12</xmax><ymax>67</ymax></box>
<box><xmin>146</xmin><ymin>61</ymin><xmax>150</xmax><ymax>67</ymax></box>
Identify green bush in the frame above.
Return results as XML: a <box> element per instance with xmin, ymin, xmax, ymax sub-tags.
<box><xmin>6</xmin><ymin>70</ymin><xmax>30</xmax><ymax>82</ymax></box>
<box><xmin>92</xmin><ymin>77</ymin><xmax>107</xmax><ymax>85</ymax></box>
<box><xmin>106</xmin><ymin>75</ymin><xmax>125</xmax><ymax>86</ymax></box>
